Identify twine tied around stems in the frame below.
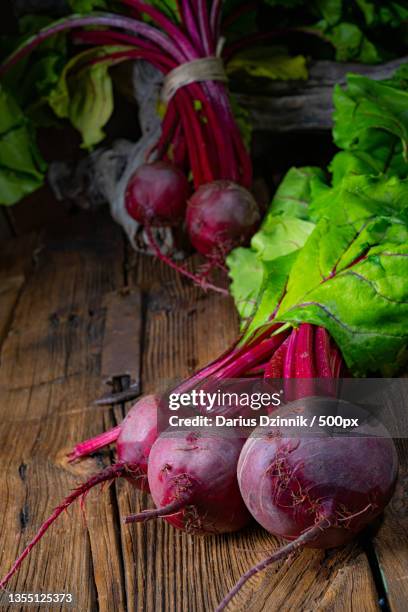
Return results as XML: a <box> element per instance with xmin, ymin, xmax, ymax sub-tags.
<box><xmin>161</xmin><ymin>55</ymin><xmax>227</xmax><ymax>104</ymax></box>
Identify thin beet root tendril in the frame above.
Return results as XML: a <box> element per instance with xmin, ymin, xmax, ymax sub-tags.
<box><xmin>0</xmin><ymin>463</ymin><xmax>129</xmax><ymax>590</ymax></box>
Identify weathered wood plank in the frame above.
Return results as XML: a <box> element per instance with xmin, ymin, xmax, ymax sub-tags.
<box><xmin>372</xmin><ymin>439</ymin><xmax>408</xmax><ymax>612</ymax></box>
<box><xmin>0</xmin><ymin>233</ymin><xmax>40</xmax><ymax>354</ymax></box>
<box><xmin>101</xmin><ymin>289</ymin><xmax>142</xmax><ymax>384</ymax></box>
<box><xmin>0</xmin><ymin>211</ymin><xmax>128</xmax><ymax>610</ymax></box>
<box><xmin>0</xmin><ymin>276</ymin><xmax>24</xmax><ymax>347</ymax></box>
<box><xmin>236</xmin><ymin>56</ymin><xmax>408</xmax><ymax>132</ymax></box>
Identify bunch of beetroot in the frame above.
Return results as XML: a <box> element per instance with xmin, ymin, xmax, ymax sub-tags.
<box><xmin>0</xmin><ymin>1</ymin><xmax>261</xmax><ymax>293</ymax></box>
<box><xmin>0</xmin><ymin>322</ymin><xmax>398</xmax><ymax>611</ymax></box>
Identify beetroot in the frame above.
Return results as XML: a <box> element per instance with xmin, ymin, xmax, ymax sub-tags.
<box><xmin>125</xmin><ymin>161</ymin><xmax>190</xmax><ymax>226</ymax></box>
<box><xmin>125</xmin><ymin>431</ymin><xmax>251</xmax><ymax>534</ymax></box>
<box><xmin>0</xmin><ymin>394</ymin><xmax>159</xmax><ymax>588</ymax></box>
<box><xmin>186</xmin><ymin>180</ymin><xmax>260</xmax><ymax>259</ymax></box>
<box><xmin>217</xmin><ymin>397</ymin><xmax>398</xmax><ymax>610</ymax></box>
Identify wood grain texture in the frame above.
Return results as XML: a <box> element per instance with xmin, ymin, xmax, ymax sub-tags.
<box><xmin>236</xmin><ymin>56</ymin><xmax>408</xmax><ymax>132</ymax></box>
<box><xmin>372</xmin><ymin>439</ymin><xmax>408</xmax><ymax>612</ymax></box>
<box><xmin>0</xmin><ymin>212</ymin><xmax>393</xmax><ymax>611</ymax></box>
<box><xmin>0</xmin><ymin>211</ymin><xmax>127</xmax><ymax>610</ymax></box>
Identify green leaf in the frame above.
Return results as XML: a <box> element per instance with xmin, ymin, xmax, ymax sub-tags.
<box><xmin>251</xmin><ymin>217</ymin><xmax>316</xmax><ymax>261</ymax></box>
<box><xmin>333</xmin><ymin>70</ymin><xmax>408</xmax><ymax>163</ymax></box>
<box><xmin>276</xmin><ymin>175</ymin><xmax>408</xmax><ymax>375</ymax></box>
<box><xmin>0</xmin><ymin>86</ymin><xmax>46</xmax><ymax>206</ymax></box>
<box><xmin>227</xmin><ymin>248</ymin><xmax>264</xmax><ymax>322</ymax></box>
<box><xmin>227</xmin><ymin>166</ymin><xmax>318</xmax><ymax>329</ymax></box>
<box><xmin>313</xmin><ymin>0</ymin><xmax>343</xmax><ymax>26</ymax></box>
<box><xmin>355</xmin><ymin>0</ymin><xmax>408</xmax><ymax>26</ymax></box>
<box><xmin>227</xmin><ymin>48</ymin><xmax>308</xmax><ymax>81</ymax></box>
<box><xmin>316</xmin><ymin>21</ymin><xmax>382</xmax><ymax>63</ymax></box>
<box><xmin>223</xmin><ymin>0</ymin><xmax>258</xmax><ymax>41</ymax></box>
<box><xmin>242</xmin><ymin>252</ymin><xmax>299</xmax><ymax>339</ymax></box>
<box><xmin>48</xmin><ymin>47</ymin><xmax>129</xmax><ymax>149</ymax></box>
<box><xmin>1</xmin><ymin>15</ymin><xmax>67</xmax><ymax>110</ymax></box>
<box><xmin>267</xmin><ymin>166</ymin><xmax>327</xmax><ymax>219</ymax></box>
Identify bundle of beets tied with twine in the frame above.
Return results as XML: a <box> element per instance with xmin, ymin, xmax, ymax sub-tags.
<box><xmin>0</xmin><ymin>0</ymin><xmax>261</xmax><ymax>293</ymax></box>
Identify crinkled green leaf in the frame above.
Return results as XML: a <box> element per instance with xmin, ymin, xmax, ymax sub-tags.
<box><xmin>0</xmin><ymin>86</ymin><xmax>46</xmax><ymax>206</ymax></box>
<box><xmin>48</xmin><ymin>47</ymin><xmax>129</xmax><ymax>149</ymax></box>
<box><xmin>314</xmin><ymin>0</ymin><xmax>343</xmax><ymax>25</ymax></box>
<box><xmin>333</xmin><ymin>71</ymin><xmax>408</xmax><ymax>162</ymax></box>
<box><xmin>242</xmin><ymin>252</ymin><xmax>299</xmax><ymax>339</ymax></box>
<box><xmin>267</xmin><ymin>166</ymin><xmax>327</xmax><ymax>220</ymax></box>
<box><xmin>1</xmin><ymin>15</ymin><xmax>67</xmax><ymax>109</ymax></box>
<box><xmin>316</xmin><ymin>21</ymin><xmax>382</xmax><ymax>63</ymax></box>
<box><xmin>227</xmin><ymin>48</ymin><xmax>308</xmax><ymax>81</ymax></box>
<box><xmin>355</xmin><ymin>0</ymin><xmax>408</xmax><ymax>26</ymax></box>
<box><xmin>228</xmin><ymin>166</ymin><xmax>318</xmax><ymax>329</ymax></box>
<box><xmin>276</xmin><ymin>175</ymin><xmax>408</xmax><ymax>375</ymax></box>
<box><xmin>227</xmin><ymin>248</ymin><xmax>264</xmax><ymax>322</ymax></box>
<box><xmin>251</xmin><ymin>217</ymin><xmax>316</xmax><ymax>261</ymax></box>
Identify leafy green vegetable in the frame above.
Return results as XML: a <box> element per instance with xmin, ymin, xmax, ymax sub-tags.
<box><xmin>276</xmin><ymin>175</ymin><xmax>408</xmax><ymax>375</ymax></box>
<box><xmin>316</xmin><ymin>21</ymin><xmax>382</xmax><ymax>63</ymax></box>
<box><xmin>267</xmin><ymin>166</ymin><xmax>326</xmax><ymax>219</ymax></box>
<box><xmin>48</xmin><ymin>47</ymin><xmax>129</xmax><ymax>149</ymax></box>
<box><xmin>261</xmin><ymin>0</ymin><xmax>406</xmax><ymax>64</ymax></box>
<box><xmin>355</xmin><ymin>0</ymin><xmax>408</xmax><ymax>27</ymax></box>
<box><xmin>1</xmin><ymin>15</ymin><xmax>67</xmax><ymax>108</ymax></box>
<box><xmin>228</xmin><ymin>166</ymin><xmax>319</xmax><ymax>327</ymax></box>
<box><xmin>333</xmin><ymin>71</ymin><xmax>408</xmax><ymax>164</ymax></box>
<box><xmin>227</xmin><ymin>248</ymin><xmax>264</xmax><ymax>322</ymax></box>
<box><xmin>314</xmin><ymin>0</ymin><xmax>343</xmax><ymax>26</ymax></box>
<box><xmin>0</xmin><ymin>86</ymin><xmax>46</xmax><ymax>206</ymax></box>
<box><xmin>227</xmin><ymin>48</ymin><xmax>308</xmax><ymax>82</ymax></box>
<box><xmin>228</xmin><ymin>63</ymin><xmax>408</xmax><ymax>374</ymax></box>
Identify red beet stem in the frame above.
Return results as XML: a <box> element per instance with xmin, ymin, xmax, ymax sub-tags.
<box><xmin>283</xmin><ymin>327</ymin><xmax>298</xmax><ymax>378</ymax></box>
<box><xmin>315</xmin><ymin>327</ymin><xmax>333</xmax><ymax>377</ymax></box>
<box><xmin>0</xmin><ymin>463</ymin><xmax>129</xmax><ymax>589</ymax></box>
<box><xmin>295</xmin><ymin>324</ymin><xmax>316</xmax><ymax>378</ymax></box>
<box><xmin>125</xmin><ymin>497</ymin><xmax>188</xmax><ymax>524</ymax></box>
<box><xmin>213</xmin><ymin>334</ymin><xmax>287</xmax><ymax>379</ymax></box>
<box><xmin>179</xmin><ymin>0</ymin><xmax>203</xmax><ymax>54</ymax></box>
<box><xmin>122</xmin><ymin>0</ymin><xmax>195</xmax><ymax>60</ymax></box>
<box><xmin>216</xmin><ymin>518</ymin><xmax>330</xmax><ymax>612</ymax></box>
<box><xmin>145</xmin><ymin>226</ymin><xmax>228</xmax><ymax>295</ymax></box>
<box><xmin>67</xmin><ymin>425</ymin><xmax>121</xmax><ymax>462</ymax></box>
<box><xmin>210</xmin><ymin>0</ymin><xmax>223</xmax><ymax>40</ymax></box>
<box><xmin>265</xmin><ymin>335</ymin><xmax>291</xmax><ymax>378</ymax></box>
<box><xmin>0</xmin><ymin>13</ymin><xmax>182</xmax><ymax>77</ymax></box>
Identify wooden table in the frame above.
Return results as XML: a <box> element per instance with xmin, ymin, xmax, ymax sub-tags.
<box><xmin>0</xmin><ymin>209</ymin><xmax>407</xmax><ymax>611</ymax></box>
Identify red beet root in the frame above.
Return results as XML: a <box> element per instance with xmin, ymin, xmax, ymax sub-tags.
<box><xmin>186</xmin><ymin>180</ymin><xmax>260</xmax><ymax>259</ymax></box>
<box><xmin>125</xmin><ymin>161</ymin><xmax>190</xmax><ymax>226</ymax></box>
<box><xmin>217</xmin><ymin>397</ymin><xmax>398</xmax><ymax>610</ymax></box>
<box><xmin>116</xmin><ymin>394</ymin><xmax>159</xmax><ymax>491</ymax></box>
<box><xmin>0</xmin><ymin>395</ymin><xmax>160</xmax><ymax>588</ymax></box>
<box><xmin>126</xmin><ymin>431</ymin><xmax>251</xmax><ymax>535</ymax></box>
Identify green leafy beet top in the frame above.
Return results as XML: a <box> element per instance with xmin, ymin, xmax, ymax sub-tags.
<box><xmin>228</xmin><ymin>65</ymin><xmax>408</xmax><ymax>376</ymax></box>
